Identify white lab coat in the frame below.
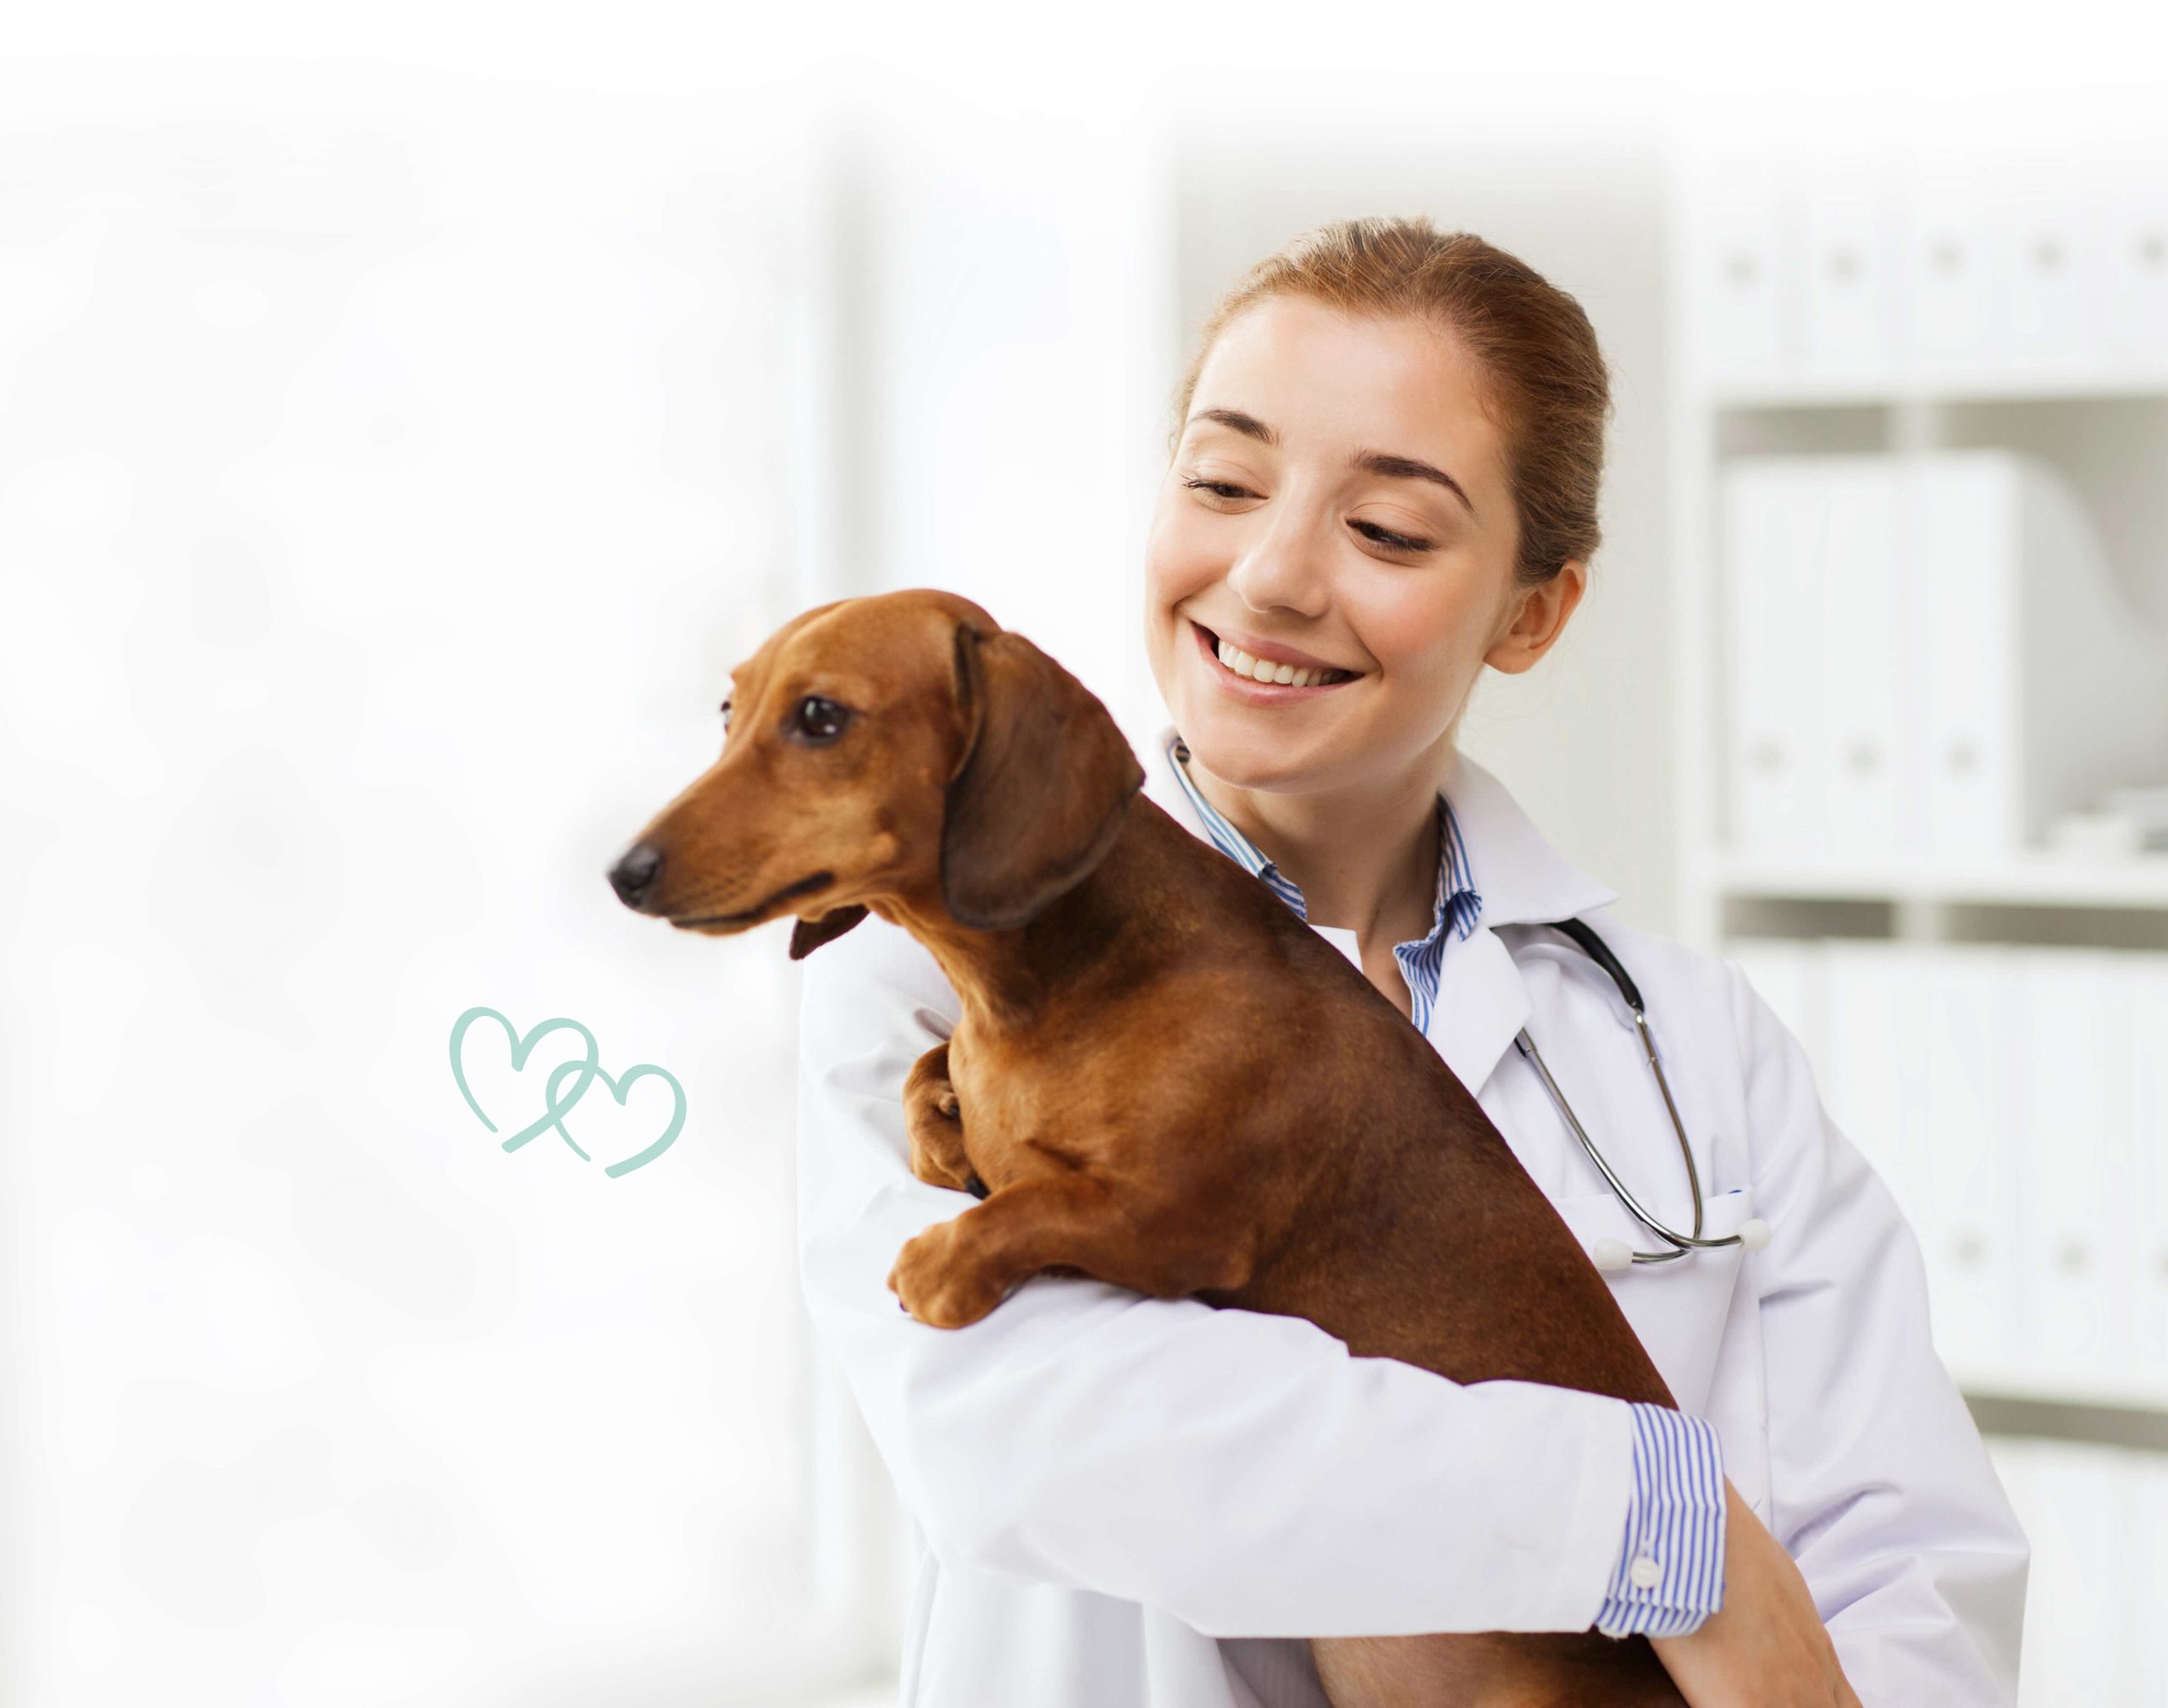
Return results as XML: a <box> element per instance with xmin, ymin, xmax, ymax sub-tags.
<box><xmin>794</xmin><ymin>722</ymin><xmax>2029</xmax><ymax>1707</ymax></box>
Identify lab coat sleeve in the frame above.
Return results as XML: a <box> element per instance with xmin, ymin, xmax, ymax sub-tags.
<box><xmin>794</xmin><ymin>913</ymin><xmax>1645</xmax><ymax>1639</ymax></box>
<box><xmin>1729</xmin><ymin>964</ymin><xmax>2030</xmax><ymax>1705</ymax></box>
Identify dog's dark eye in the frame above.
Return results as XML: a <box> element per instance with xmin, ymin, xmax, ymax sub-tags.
<box><xmin>794</xmin><ymin>694</ymin><xmax>849</xmax><ymax>743</ymax></box>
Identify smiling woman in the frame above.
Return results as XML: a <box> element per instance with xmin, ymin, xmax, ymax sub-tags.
<box><xmin>794</xmin><ymin>213</ymin><xmax>2026</xmax><ymax>1708</ymax></box>
<box><xmin>1142</xmin><ymin>231</ymin><xmax>1607</xmax><ymax>847</ymax></box>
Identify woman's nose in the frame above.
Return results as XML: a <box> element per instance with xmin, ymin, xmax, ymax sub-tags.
<box><xmin>1223</xmin><ymin>508</ymin><xmax>1333</xmax><ymax>614</ymax></box>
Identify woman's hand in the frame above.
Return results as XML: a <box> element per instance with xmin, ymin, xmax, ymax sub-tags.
<box><xmin>1649</xmin><ymin>1479</ymin><xmax>1861</xmax><ymax>1708</ymax></box>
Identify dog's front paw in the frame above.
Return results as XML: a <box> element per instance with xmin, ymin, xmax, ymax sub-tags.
<box><xmin>887</xmin><ymin>1220</ymin><xmax>1008</xmax><ymax>1329</ymax></box>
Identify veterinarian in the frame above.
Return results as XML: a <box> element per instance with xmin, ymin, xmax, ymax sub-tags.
<box><xmin>794</xmin><ymin>218</ymin><xmax>2028</xmax><ymax>1705</ymax></box>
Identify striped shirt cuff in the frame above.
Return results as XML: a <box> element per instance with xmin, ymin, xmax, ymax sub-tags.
<box><xmin>1592</xmin><ymin>1404</ymin><xmax>1728</xmax><ymax>1638</ymax></box>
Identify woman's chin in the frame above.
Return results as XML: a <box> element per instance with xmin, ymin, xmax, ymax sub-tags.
<box><xmin>1177</xmin><ymin>721</ymin><xmax>1317</xmax><ymax>790</ymax></box>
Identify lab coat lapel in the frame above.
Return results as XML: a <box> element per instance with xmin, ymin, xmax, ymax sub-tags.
<box><xmin>1424</xmin><ymin>925</ymin><xmax>1533</xmax><ymax>1096</ymax></box>
<box><xmin>1424</xmin><ymin>745</ymin><xmax>1620</xmax><ymax>1093</ymax></box>
<box><xmin>1136</xmin><ymin>723</ymin><xmax>1618</xmax><ymax>1096</ymax></box>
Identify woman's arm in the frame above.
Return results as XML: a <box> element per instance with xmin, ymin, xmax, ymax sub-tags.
<box><xmin>795</xmin><ymin>912</ymin><xmax>1672</xmax><ymax>1639</ymax></box>
<box><xmin>1661</xmin><ymin>965</ymin><xmax>2030</xmax><ymax>1703</ymax></box>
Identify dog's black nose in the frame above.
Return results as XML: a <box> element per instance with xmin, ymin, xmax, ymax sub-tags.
<box><xmin>609</xmin><ymin>842</ymin><xmax>664</xmax><ymax>909</ymax></box>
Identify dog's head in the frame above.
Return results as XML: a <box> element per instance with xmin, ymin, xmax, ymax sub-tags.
<box><xmin>607</xmin><ymin>589</ymin><xmax>1146</xmax><ymax>956</ymax></box>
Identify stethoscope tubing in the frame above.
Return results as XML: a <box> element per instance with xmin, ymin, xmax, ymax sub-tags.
<box><xmin>1515</xmin><ymin>916</ymin><xmax>1765</xmax><ymax>1266</ymax></box>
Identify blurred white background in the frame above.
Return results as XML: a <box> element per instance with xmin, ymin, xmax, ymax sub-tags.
<box><xmin>5</xmin><ymin>6</ymin><xmax>2168</xmax><ymax>1705</ymax></box>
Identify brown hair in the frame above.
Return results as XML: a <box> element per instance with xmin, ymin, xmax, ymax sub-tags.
<box><xmin>1166</xmin><ymin>217</ymin><xmax>1612</xmax><ymax>589</ymax></box>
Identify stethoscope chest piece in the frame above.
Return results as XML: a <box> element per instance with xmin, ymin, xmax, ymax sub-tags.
<box><xmin>1587</xmin><ymin>1220</ymin><xmax>1770</xmax><ymax>1274</ymax></box>
<box><xmin>1522</xmin><ymin>916</ymin><xmax>1773</xmax><ymax>1270</ymax></box>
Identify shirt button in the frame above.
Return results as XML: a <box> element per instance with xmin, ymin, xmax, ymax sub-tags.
<box><xmin>1629</xmin><ymin>1556</ymin><xmax>1663</xmax><ymax>1590</ymax></box>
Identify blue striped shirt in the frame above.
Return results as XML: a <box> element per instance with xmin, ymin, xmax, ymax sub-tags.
<box><xmin>1165</xmin><ymin>732</ymin><xmax>1481</xmax><ymax>1033</ymax></box>
<box><xmin>1165</xmin><ymin>728</ymin><xmax>1728</xmax><ymax>1639</ymax></box>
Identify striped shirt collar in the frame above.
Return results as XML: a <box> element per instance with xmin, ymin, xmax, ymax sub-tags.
<box><xmin>1143</xmin><ymin>721</ymin><xmax>1619</xmax><ymax>931</ymax></box>
<box><xmin>1160</xmin><ymin>729</ymin><xmax>1480</xmax><ymax>1034</ymax></box>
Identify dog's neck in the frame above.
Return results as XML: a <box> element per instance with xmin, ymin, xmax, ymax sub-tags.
<box><xmin>866</xmin><ymin>855</ymin><xmax>1136</xmax><ymax>1033</ymax></box>
<box><xmin>868</xmin><ymin>893</ymin><xmax>1036</xmax><ymax>1026</ymax></box>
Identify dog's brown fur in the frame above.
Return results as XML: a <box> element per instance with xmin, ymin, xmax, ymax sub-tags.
<box><xmin>614</xmin><ymin>588</ymin><xmax>1688</xmax><ymax>1705</ymax></box>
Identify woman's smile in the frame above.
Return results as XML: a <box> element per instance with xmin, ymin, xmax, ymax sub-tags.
<box><xmin>1188</xmin><ymin>616</ymin><xmax>1363</xmax><ymax>705</ymax></box>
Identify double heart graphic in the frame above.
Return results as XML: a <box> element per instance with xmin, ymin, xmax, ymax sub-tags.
<box><xmin>448</xmin><ymin>1006</ymin><xmax>685</xmax><ymax>1179</ymax></box>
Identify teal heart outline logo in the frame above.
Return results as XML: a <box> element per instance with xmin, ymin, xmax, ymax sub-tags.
<box><xmin>449</xmin><ymin>1006</ymin><xmax>685</xmax><ymax>1179</ymax></box>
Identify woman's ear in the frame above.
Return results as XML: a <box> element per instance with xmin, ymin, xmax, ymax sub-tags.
<box><xmin>1485</xmin><ymin>558</ymin><xmax>1587</xmax><ymax>675</ymax></box>
<box><xmin>941</xmin><ymin>623</ymin><xmax>1146</xmax><ymax>931</ymax></box>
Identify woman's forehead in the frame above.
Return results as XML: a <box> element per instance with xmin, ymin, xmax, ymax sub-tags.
<box><xmin>1188</xmin><ymin>301</ymin><xmax>1505</xmax><ymax>494</ymax></box>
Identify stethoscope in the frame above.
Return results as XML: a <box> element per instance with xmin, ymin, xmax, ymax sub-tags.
<box><xmin>1517</xmin><ymin>916</ymin><xmax>1772</xmax><ymax>1272</ymax></box>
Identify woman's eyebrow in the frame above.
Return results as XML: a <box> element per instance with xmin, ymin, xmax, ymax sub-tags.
<box><xmin>1186</xmin><ymin>407</ymin><xmax>1474</xmax><ymax>518</ymax></box>
<box><xmin>1190</xmin><ymin>406</ymin><xmax>1280</xmax><ymax>446</ymax></box>
<box><xmin>1350</xmin><ymin>449</ymin><xmax>1474</xmax><ymax>517</ymax></box>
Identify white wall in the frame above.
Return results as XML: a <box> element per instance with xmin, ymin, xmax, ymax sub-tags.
<box><xmin>0</xmin><ymin>56</ymin><xmax>878</xmax><ymax>1708</ymax></box>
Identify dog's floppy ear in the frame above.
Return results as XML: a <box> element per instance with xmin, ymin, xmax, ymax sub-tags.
<box><xmin>941</xmin><ymin>623</ymin><xmax>1146</xmax><ymax>931</ymax></box>
<box><xmin>789</xmin><ymin>904</ymin><xmax>868</xmax><ymax>959</ymax></box>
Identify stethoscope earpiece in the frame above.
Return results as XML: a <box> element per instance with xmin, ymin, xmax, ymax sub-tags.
<box><xmin>1522</xmin><ymin>917</ymin><xmax>1774</xmax><ymax>1269</ymax></box>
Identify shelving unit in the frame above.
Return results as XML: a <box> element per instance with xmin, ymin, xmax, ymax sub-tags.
<box><xmin>1672</xmin><ymin>384</ymin><xmax>2168</xmax><ymax>1449</ymax></box>
<box><xmin>1664</xmin><ymin>133</ymin><xmax>2168</xmax><ymax>1423</ymax></box>
<box><xmin>1667</xmin><ymin>371</ymin><xmax>2168</xmax><ymax>954</ymax></box>
<box><xmin>1707</xmin><ymin>371</ymin><xmax>2168</xmax><ymax>409</ymax></box>
<box><xmin>1665</xmin><ymin>119</ymin><xmax>2168</xmax><ymax>1696</ymax></box>
<box><xmin>1705</xmin><ymin>853</ymin><xmax>2168</xmax><ymax>914</ymax></box>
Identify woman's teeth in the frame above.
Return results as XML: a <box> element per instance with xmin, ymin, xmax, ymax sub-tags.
<box><xmin>1213</xmin><ymin>635</ymin><xmax>1355</xmax><ymax>688</ymax></box>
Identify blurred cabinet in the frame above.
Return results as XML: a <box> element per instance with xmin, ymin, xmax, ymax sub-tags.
<box><xmin>1678</xmin><ymin>127</ymin><xmax>2168</xmax><ymax>395</ymax></box>
<box><xmin>1986</xmin><ymin>1436</ymin><xmax>2168</xmax><ymax>1705</ymax></box>
<box><xmin>1717</xmin><ymin>452</ymin><xmax>2168</xmax><ymax>866</ymax></box>
<box><xmin>1669</xmin><ymin>110</ymin><xmax>2168</xmax><ymax>1708</ymax></box>
<box><xmin>1726</xmin><ymin>938</ymin><xmax>2168</xmax><ymax>1407</ymax></box>
<box><xmin>1680</xmin><ymin>141</ymin><xmax>1794</xmax><ymax>387</ymax></box>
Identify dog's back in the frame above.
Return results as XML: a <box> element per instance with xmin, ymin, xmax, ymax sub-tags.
<box><xmin>966</xmin><ymin>789</ymin><xmax>1686</xmax><ymax>1706</ymax></box>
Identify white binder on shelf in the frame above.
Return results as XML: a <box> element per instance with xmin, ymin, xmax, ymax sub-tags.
<box><xmin>1722</xmin><ymin>937</ymin><xmax>1822</xmax><ymax>1070</ymax></box>
<box><xmin>1980</xmin><ymin>1435</ymin><xmax>2045</xmax><ymax>1707</ymax></box>
<box><xmin>2016</xmin><ymin>1442</ymin><xmax>2141</xmax><ymax>1703</ymax></box>
<box><xmin>1913</xmin><ymin>450</ymin><xmax>2168</xmax><ymax>861</ymax></box>
<box><xmin>1721</xmin><ymin>460</ymin><xmax>1833</xmax><ymax>861</ymax></box>
<box><xmin>1814</xmin><ymin>462</ymin><xmax>1913</xmax><ymax>863</ymax></box>
<box><xmin>1720</xmin><ymin>457</ymin><xmax>1920</xmax><ymax>865</ymax></box>
<box><xmin>1996</xmin><ymin>151</ymin><xmax>2107</xmax><ymax>378</ymax></box>
<box><xmin>1918</xmin><ymin>944</ymin><xmax>2025</xmax><ymax>1376</ymax></box>
<box><xmin>1817</xmin><ymin>942</ymin><xmax>1933</xmax><ymax>1230</ymax></box>
<box><xmin>1900</xmin><ymin>135</ymin><xmax>2003</xmax><ymax>381</ymax></box>
<box><xmin>2099</xmin><ymin>155</ymin><xmax>2168</xmax><ymax>372</ymax></box>
<box><xmin>2013</xmin><ymin>949</ymin><xmax>2133</xmax><ymax>1384</ymax></box>
<box><xmin>1676</xmin><ymin>141</ymin><xmax>1795</xmax><ymax>388</ymax></box>
<box><xmin>2138</xmin><ymin>1447</ymin><xmax>2168</xmax><ymax>1702</ymax></box>
<box><xmin>2128</xmin><ymin>953</ymin><xmax>2168</xmax><ymax>1382</ymax></box>
<box><xmin>1794</xmin><ymin>135</ymin><xmax>1904</xmax><ymax>382</ymax></box>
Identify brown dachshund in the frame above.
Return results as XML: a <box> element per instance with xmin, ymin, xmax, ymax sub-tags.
<box><xmin>611</xmin><ymin>587</ymin><xmax>1690</xmax><ymax>1707</ymax></box>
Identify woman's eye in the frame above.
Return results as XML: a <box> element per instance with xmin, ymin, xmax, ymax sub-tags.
<box><xmin>794</xmin><ymin>694</ymin><xmax>850</xmax><ymax>743</ymax></box>
<box><xmin>1352</xmin><ymin>519</ymin><xmax>1432</xmax><ymax>554</ymax></box>
<box><xmin>1186</xmin><ymin>474</ymin><xmax>1429</xmax><ymax>555</ymax></box>
<box><xmin>719</xmin><ymin>697</ymin><xmax>733</xmax><ymax>732</ymax></box>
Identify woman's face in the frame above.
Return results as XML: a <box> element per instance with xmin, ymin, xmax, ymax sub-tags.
<box><xmin>1143</xmin><ymin>295</ymin><xmax>1582</xmax><ymax>794</ymax></box>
